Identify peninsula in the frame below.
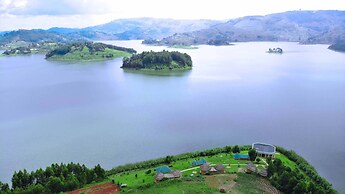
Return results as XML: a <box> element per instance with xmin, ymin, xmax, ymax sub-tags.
<box><xmin>45</xmin><ymin>42</ymin><xmax>136</xmax><ymax>61</ymax></box>
<box><xmin>0</xmin><ymin>144</ymin><xmax>336</xmax><ymax>193</ymax></box>
<box><xmin>121</xmin><ymin>50</ymin><xmax>192</xmax><ymax>70</ymax></box>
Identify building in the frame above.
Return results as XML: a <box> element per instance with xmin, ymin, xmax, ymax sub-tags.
<box><xmin>258</xmin><ymin>169</ymin><xmax>268</xmax><ymax>177</ymax></box>
<box><xmin>246</xmin><ymin>162</ymin><xmax>256</xmax><ymax>173</ymax></box>
<box><xmin>252</xmin><ymin>142</ymin><xmax>276</xmax><ymax>158</ymax></box>
<box><xmin>155</xmin><ymin>170</ymin><xmax>182</xmax><ymax>182</ymax></box>
<box><xmin>155</xmin><ymin>166</ymin><xmax>172</xmax><ymax>174</ymax></box>
<box><xmin>200</xmin><ymin>163</ymin><xmax>225</xmax><ymax>174</ymax></box>
<box><xmin>192</xmin><ymin>158</ymin><xmax>207</xmax><ymax>166</ymax></box>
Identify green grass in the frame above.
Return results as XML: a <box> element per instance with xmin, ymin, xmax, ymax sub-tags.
<box><xmin>125</xmin><ymin>179</ymin><xmax>216</xmax><ymax>193</ymax></box>
<box><xmin>275</xmin><ymin>153</ymin><xmax>298</xmax><ymax>170</ymax></box>
<box><xmin>234</xmin><ymin>173</ymin><xmax>272</xmax><ymax>193</ymax></box>
<box><xmin>168</xmin><ymin>45</ymin><xmax>198</xmax><ymax>49</ymax></box>
<box><xmin>48</xmin><ymin>47</ymin><xmax>132</xmax><ymax>61</ymax></box>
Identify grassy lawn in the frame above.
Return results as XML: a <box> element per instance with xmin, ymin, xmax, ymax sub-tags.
<box><xmin>79</xmin><ymin>152</ymin><xmax>298</xmax><ymax>193</ymax></box>
<box><xmin>125</xmin><ymin>179</ymin><xmax>216</xmax><ymax>193</ymax></box>
<box><xmin>275</xmin><ymin>153</ymin><xmax>298</xmax><ymax>170</ymax></box>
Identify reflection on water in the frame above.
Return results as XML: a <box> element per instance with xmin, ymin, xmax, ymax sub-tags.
<box><xmin>1</xmin><ymin>41</ymin><xmax>345</xmax><ymax>192</ymax></box>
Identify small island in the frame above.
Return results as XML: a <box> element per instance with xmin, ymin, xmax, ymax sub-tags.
<box><xmin>45</xmin><ymin>42</ymin><xmax>136</xmax><ymax>61</ymax></box>
<box><xmin>121</xmin><ymin>50</ymin><xmax>192</xmax><ymax>70</ymax></box>
<box><xmin>328</xmin><ymin>43</ymin><xmax>345</xmax><ymax>52</ymax></box>
<box><xmin>267</xmin><ymin>47</ymin><xmax>283</xmax><ymax>54</ymax></box>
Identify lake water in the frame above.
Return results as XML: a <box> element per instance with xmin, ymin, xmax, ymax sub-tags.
<box><xmin>1</xmin><ymin>41</ymin><xmax>345</xmax><ymax>192</ymax></box>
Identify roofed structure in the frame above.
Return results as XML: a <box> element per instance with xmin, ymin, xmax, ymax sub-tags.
<box><xmin>246</xmin><ymin>162</ymin><xmax>256</xmax><ymax>173</ymax></box>
<box><xmin>200</xmin><ymin>163</ymin><xmax>225</xmax><ymax>174</ymax></box>
<box><xmin>155</xmin><ymin>166</ymin><xmax>171</xmax><ymax>174</ymax></box>
<box><xmin>192</xmin><ymin>158</ymin><xmax>207</xmax><ymax>166</ymax></box>
<box><xmin>155</xmin><ymin>170</ymin><xmax>182</xmax><ymax>182</ymax></box>
<box><xmin>252</xmin><ymin>142</ymin><xmax>276</xmax><ymax>158</ymax></box>
<box><xmin>214</xmin><ymin>164</ymin><xmax>225</xmax><ymax>172</ymax></box>
<box><xmin>258</xmin><ymin>169</ymin><xmax>268</xmax><ymax>177</ymax></box>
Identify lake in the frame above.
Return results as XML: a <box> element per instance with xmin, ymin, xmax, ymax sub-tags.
<box><xmin>1</xmin><ymin>41</ymin><xmax>344</xmax><ymax>192</ymax></box>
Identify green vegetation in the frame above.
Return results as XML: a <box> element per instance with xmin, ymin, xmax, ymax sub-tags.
<box><xmin>46</xmin><ymin>42</ymin><xmax>136</xmax><ymax>61</ymax></box>
<box><xmin>0</xmin><ymin>163</ymin><xmax>106</xmax><ymax>194</ymax></box>
<box><xmin>1</xmin><ymin>42</ymin><xmax>59</xmax><ymax>57</ymax></box>
<box><xmin>121</xmin><ymin>50</ymin><xmax>192</xmax><ymax>70</ymax></box>
<box><xmin>0</xmin><ymin>145</ymin><xmax>336</xmax><ymax>193</ymax></box>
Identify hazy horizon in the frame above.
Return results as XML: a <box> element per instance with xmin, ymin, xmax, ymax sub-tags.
<box><xmin>0</xmin><ymin>0</ymin><xmax>344</xmax><ymax>31</ymax></box>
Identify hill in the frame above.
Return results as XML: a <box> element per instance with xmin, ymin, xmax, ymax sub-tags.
<box><xmin>0</xmin><ymin>145</ymin><xmax>336</xmax><ymax>193</ymax></box>
<box><xmin>146</xmin><ymin>10</ymin><xmax>345</xmax><ymax>46</ymax></box>
<box><xmin>45</xmin><ymin>42</ymin><xmax>136</xmax><ymax>61</ymax></box>
<box><xmin>328</xmin><ymin>43</ymin><xmax>345</xmax><ymax>52</ymax></box>
<box><xmin>0</xmin><ymin>29</ymin><xmax>84</xmax><ymax>45</ymax></box>
<box><xmin>121</xmin><ymin>50</ymin><xmax>192</xmax><ymax>70</ymax></box>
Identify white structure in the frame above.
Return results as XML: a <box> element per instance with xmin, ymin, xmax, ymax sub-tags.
<box><xmin>252</xmin><ymin>142</ymin><xmax>276</xmax><ymax>158</ymax></box>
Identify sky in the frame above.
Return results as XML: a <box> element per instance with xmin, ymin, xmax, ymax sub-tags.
<box><xmin>0</xmin><ymin>0</ymin><xmax>344</xmax><ymax>31</ymax></box>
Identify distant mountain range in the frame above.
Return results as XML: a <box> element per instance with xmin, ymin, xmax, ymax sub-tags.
<box><xmin>147</xmin><ymin>10</ymin><xmax>345</xmax><ymax>46</ymax></box>
<box><xmin>0</xmin><ymin>18</ymin><xmax>220</xmax><ymax>44</ymax></box>
<box><xmin>1</xmin><ymin>11</ymin><xmax>345</xmax><ymax>46</ymax></box>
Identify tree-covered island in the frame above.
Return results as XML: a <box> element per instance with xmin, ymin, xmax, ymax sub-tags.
<box><xmin>121</xmin><ymin>50</ymin><xmax>192</xmax><ymax>70</ymax></box>
<box><xmin>45</xmin><ymin>42</ymin><xmax>136</xmax><ymax>61</ymax></box>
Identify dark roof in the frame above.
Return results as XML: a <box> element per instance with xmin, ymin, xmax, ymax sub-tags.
<box><xmin>192</xmin><ymin>158</ymin><xmax>207</xmax><ymax>166</ymax></box>
<box><xmin>155</xmin><ymin>173</ymin><xmax>164</xmax><ymax>181</ymax></box>
<box><xmin>200</xmin><ymin>163</ymin><xmax>211</xmax><ymax>172</ymax></box>
<box><xmin>215</xmin><ymin>164</ymin><xmax>225</xmax><ymax>171</ymax></box>
<box><xmin>258</xmin><ymin>169</ymin><xmax>268</xmax><ymax>177</ymax></box>
<box><xmin>171</xmin><ymin>170</ymin><xmax>182</xmax><ymax>177</ymax></box>
<box><xmin>247</xmin><ymin>162</ymin><xmax>256</xmax><ymax>172</ymax></box>
<box><xmin>156</xmin><ymin>166</ymin><xmax>171</xmax><ymax>174</ymax></box>
<box><xmin>252</xmin><ymin>143</ymin><xmax>276</xmax><ymax>154</ymax></box>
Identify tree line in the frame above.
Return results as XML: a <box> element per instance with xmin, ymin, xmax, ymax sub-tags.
<box><xmin>122</xmin><ymin>50</ymin><xmax>192</xmax><ymax>70</ymax></box>
<box><xmin>0</xmin><ymin>163</ymin><xmax>106</xmax><ymax>194</ymax></box>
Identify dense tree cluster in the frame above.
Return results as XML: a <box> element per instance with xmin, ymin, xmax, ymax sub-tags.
<box><xmin>275</xmin><ymin>147</ymin><xmax>336</xmax><ymax>193</ymax></box>
<box><xmin>1</xmin><ymin>163</ymin><xmax>106</xmax><ymax>194</ymax></box>
<box><xmin>267</xmin><ymin>158</ymin><xmax>335</xmax><ymax>194</ymax></box>
<box><xmin>121</xmin><ymin>50</ymin><xmax>192</xmax><ymax>70</ymax></box>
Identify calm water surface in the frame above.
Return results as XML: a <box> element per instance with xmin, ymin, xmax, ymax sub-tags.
<box><xmin>1</xmin><ymin>41</ymin><xmax>345</xmax><ymax>192</ymax></box>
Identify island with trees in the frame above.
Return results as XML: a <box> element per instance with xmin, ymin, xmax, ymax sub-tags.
<box><xmin>121</xmin><ymin>50</ymin><xmax>192</xmax><ymax>71</ymax></box>
<box><xmin>45</xmin><ymin>42</ymin><xmax>136</xmax><ymax>61</ymax></box>
<box><xmin>0</xmin><ymin>144</ymin><xmax>336</xmax><ymax>194</ymax></box>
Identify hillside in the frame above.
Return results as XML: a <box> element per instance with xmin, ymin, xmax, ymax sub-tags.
<box><xmin>121</xmin><ymin>50</ymin><xmax>192</xmax><ymax>70</ymax></box>
<box><xmin>0</xmin><ymin>30</ymin><xmax>84</xmax><ymax>45</ymax></box>
<box><xmin>45</xmin><ymin>42</ymin><xmax>136</xmax><ymax>61</ymax></box>
<box><xmin>328</xmin><ymin>43</ymin><xmax>345</xmax><ymax>52</ymax></box>
<box><xmin>0</xmin><ymin>145</ymin><xmax>336</xmax><ymax>193</ymax></box>
<box><xmin>146</xmin><ymin>10</ymin><xmax>345</xmax><ymax>46</ymax></box>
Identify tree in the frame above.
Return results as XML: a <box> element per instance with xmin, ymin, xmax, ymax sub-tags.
<box><xmin>0</xmin><ymin>181</ymin><xmax>10</xmax><ymax>193</ymax></box>
<box><xmin>248</xmin><ymin>148</ymin><xmax>257</xmax><ymax>161</ymax></box>
<box><xmin>224</xmin><ymin>146</ymin><xmax>232</xmax><ymax>153</ymax></box>
<box><xmin>47</xmin><ymin>177</ymin><xmax>64</xmax><ymax>193</ymax></box>
<box><xmin>233</xmin><ymin>145</ymin><xmax>240</xmax><ymax>153</ymax></box>
<box><xmin>164</xmin><ymin>155</ymin><xmax>174</xmax><ymax>164</ymax></box>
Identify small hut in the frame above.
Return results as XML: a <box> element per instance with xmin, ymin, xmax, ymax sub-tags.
<box><xmin>246</xmin><ymin>162</ymin><xmax>256</xmax><ymax>173</ymax></box>
<box><xmin>258</xmin><ymin>169</ymin><xmax>268</xmax><ymax>177</ymax></box>
<box><xmin>192</xmin><ymin>158</ymin><xmax>207</xmax><ymax>166</ymax></box>
<box><xmin>200</xmin><ymin>163</ymin><xmax>211</xmax><ymax>174</ymax></box>
<box><xmin>215</xmin><ymin>164</ymin><xmax>225</xmax><ymax>173</ymax></box>
<box><xmin>155</xmin><ymin>173</ymin><xmax>165</xmax><ymax>182</ymax></box>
